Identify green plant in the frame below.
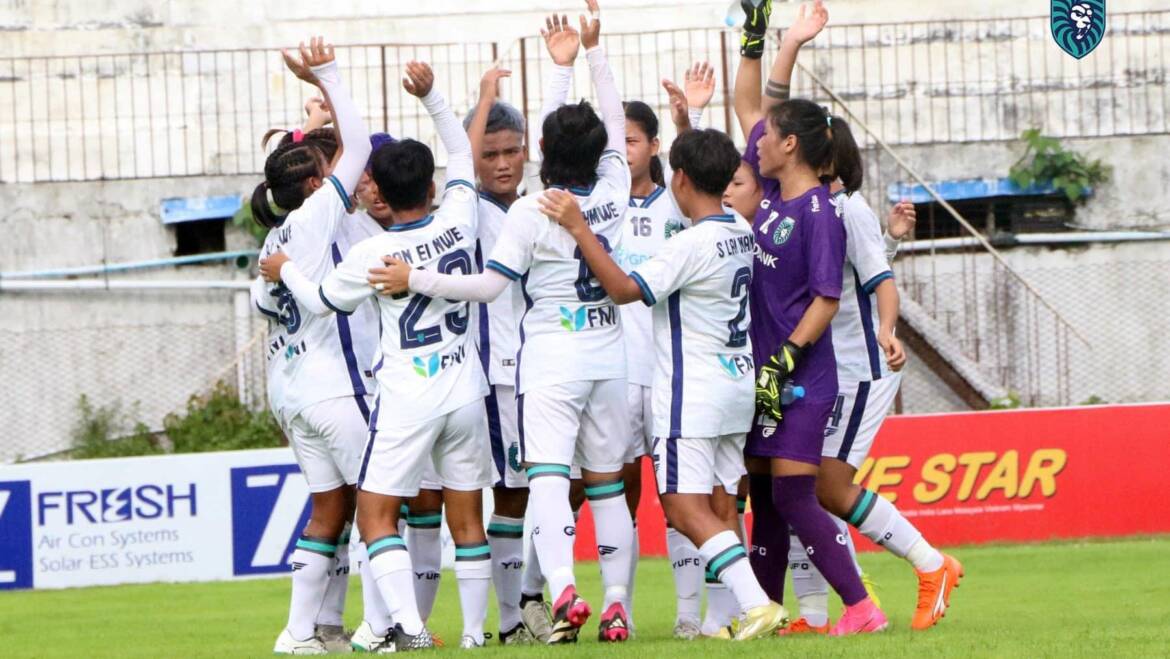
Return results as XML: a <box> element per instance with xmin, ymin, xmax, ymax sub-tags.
<box><xmin>1079</xmin><ymin>395</ymin><xmax>1107</xmax><ymax>406</ymax></box>
<box><xmin>989</xmin><ymin>391</ymin><xmax>1022</xmax><ymax>410</ymax></box>
<box><xmin>70</xmin><ymin>395</ymin><xmax>162</xmax><ymax>459</ymax></box>
<box><xmin>1009</xmin><ymin>128</ymin><xmax>1111</xmax><ymax>204</ymax></box>
<box><xmin>231</xmin><ymin>198</ymin><xmax>268</xmax><ymax>245</ymax></box>
<box><xmin>164</xmin><ymin>381</ymin><xmax>283</xmax><ymax>453</ymax></box>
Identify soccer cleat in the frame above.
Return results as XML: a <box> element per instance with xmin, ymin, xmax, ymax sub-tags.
<box><xmin>499</xmin><ymin>622</ymin><xmax>536</xmax><ymax>645</ymax></box>
<box><xmin>459</xmin><ymin>634</ymin><xmax>486</xmax><ymax>649</ymax></box>
<box><xmin>378</xmin><ymin>624</ymin><xmax>434</xmax><ymax>652</ymax></box>
<box><xmin>597</xmin><ymin>602</ymin><xmax>631</xmax><ymax>643</ymax></box>
<box><xmin>548</xmin><ymin>585</ymin><xmax>591</xmax><ymax>644</ymax></box>
<box><xmin>777</xmin><ymin>617</ymin><xmax>830</xmax><ymax>635</ymax></box>
<box><xmin>861</xmin><ymin>571</ymin><xmax>883</xmax><ymax>609</ymax></box>
<box><xmin>520</xmin><ymin>594</ymin><xmax>554</xmax><ymax>643</ymax></box>
<box><xmin>701</xmin><ymin>625</ymin><xmax>734</xmax><ymax>640</ymax></box>
<box><xmin>911</xmin><ymin>553</ymin><xmax>964</xmax><ymax>630</ymax></box>
<box><xmin>316</xmin><ymin>624</ymin><xmax>351</xmax><ymax>653</ymax></box>
<box><xmin>673</xmin><ymin>619</ymin><xmax>702</xmax><ymax>641</ymax></box>
<box><xmin>350</xmin><ymin>621</ymin><xmax>387</xmax><ymax>653</ymax></box>
<box><xmin>273</xmin><ymin>629</ymin><xmax>328</xmax><ymax>655</ymax></box>
<box><xmin>829</xmin><ymin>598</ymin><xmax>889</xmax><ymax>636</ymax></box>
<box><xmin>735</xmin><ymin>601</ymin><xmax>789</xmax><ymax>641</ymax></box>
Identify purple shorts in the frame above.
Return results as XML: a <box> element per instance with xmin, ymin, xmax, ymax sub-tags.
<box><xmin>745</xmin><ymin>396</ymin><xmax>834</xmax><ymax>465</ymax></box>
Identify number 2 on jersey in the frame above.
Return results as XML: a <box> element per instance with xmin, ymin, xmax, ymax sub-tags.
<box><xmin>726</xmin><ymin>266</ymin><xmax>751</xmax><ymax>347</ymax></box>
<box><xmin>398</xmin><ymin>250</ymin><xmax>472</xmax><ymax>349</ymax></box>
<box><xmin>573</xmin><ymin>234</ymin><xmax>612</xmax><ymax>302</ymax></box>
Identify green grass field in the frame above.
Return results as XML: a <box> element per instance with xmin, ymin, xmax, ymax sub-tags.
<box><xmin>3</xmin><ymin>537</ymin><xmax>1168</xmax><ymax>658</ymax></box>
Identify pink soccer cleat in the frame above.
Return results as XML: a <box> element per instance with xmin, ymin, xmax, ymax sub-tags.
<box><xmin>829</xmin><ymin>597</ymin><xmax>889</xmax><ymax>636</ymax></box>
<box><xmin>548</xmin><ymin>585</ymin><xmax>592</xmax><ymax>644</ymax></box>
<box><xmin>597</xmin><ymin>602</ymin><xmax>631</xmax><ymax>642</ymax></box>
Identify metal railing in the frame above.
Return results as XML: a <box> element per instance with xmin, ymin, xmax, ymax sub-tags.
<box><xmin>2</xmin><ymin>11</ymin><xmax>1166</xmax><ymax>183</ymax></box>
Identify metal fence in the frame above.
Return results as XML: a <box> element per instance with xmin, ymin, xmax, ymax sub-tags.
<box><xmin>2</xmin><ymin>11</ymin><xmax>1166</xmax><ymax>182</ymax></box>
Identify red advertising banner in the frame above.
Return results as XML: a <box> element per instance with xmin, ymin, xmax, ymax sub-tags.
<box><xmin>574</xmin><ymin>403</ymin><xmax>1170</xmax><ymax>559</ymax></box>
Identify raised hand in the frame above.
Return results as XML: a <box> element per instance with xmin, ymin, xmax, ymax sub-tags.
<box><xmin>662</xmin><ymin>78</ymin><xmax>690</xmax><ymax>131</ymax></box>
<box><xmin>538</xmin><ymin>189</ymin><xmax>587</xmax><ymax>235</ymax></box>
<box><xmin>541</xmin><ymin>14</ymin><xmax>580</xmax><ymax>66</ymax></box>
<box><xmin>684</xmin><ymin>61</ymin><xmax>716</xmax><ymax>109</ymax></box>
<box><xmin>282</xmin><ymin>36</ymin><xmax>336</xmax><ymax>85</ymax></box>
<box><xmin>579</xmin><ymin>0</ymin><xmax>602</xmax><ymax>50</ymax></box>
<box><xmin>478</xmin><ymin>65</ymin><xmax>512</xmax><ymax>102</ymax></box>
<box><xmin>887</xmin><ymin>200</ymin><xmax>917</xmax><ymax>240</ymax></box>
<box><xmin>783</xmin><ymin>0</ymin><xmax>828</xmax><ymax>46</ymax></box>
<box><xmin>402</xmin><ymin>60</ymin><xmax>435</xmax><ymax>99</ymax></box>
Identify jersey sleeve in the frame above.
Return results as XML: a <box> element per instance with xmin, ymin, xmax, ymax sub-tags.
<box><xmin>317</xmin><ymin>242</ymin><xmax>376</xmax><ymax>315</ymax></box>
<box><xmin>484</xmin><ymin>204</ymin><xmax>540</xmax><ymax>281</ymax></box>
<box><xmin>436</xmin><ymin>180</ymin><xmax>479</xmax><ymax>239</ymax></box>
<box><xmin>805</xmin><ymin>203</ymin><xmax>846</xmax><ymax>300</ymax></box>
<box><xmin>283</xmin><ymin>180</ymin><xmax>351</xmax><ymax>272</ymax></box>
<box><xmin>628</xmin><ymin>230</ymin><xmax>703</xmax><ymax>307</ymax></box>
<box><xmin>842</xmin><ymin>194</ymin><xmax>893</xmax><ymax>294</ymax></box>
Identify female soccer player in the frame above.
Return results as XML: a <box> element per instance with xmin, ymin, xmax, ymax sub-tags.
<box><xmin>370</xmin><ymin>1</ymin><xmax>637</xmax><ymax>644</ymax></box>
<box><xmin>248</xmin><ymin>37</ymin><xmax>375</xmax><ymax>655</ymax></box>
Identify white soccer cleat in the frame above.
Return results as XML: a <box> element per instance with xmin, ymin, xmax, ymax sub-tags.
<box><xmin>673</xmin><ymin>618</ymin><xmax>702</xmax><ymax>641</ymax></box>
<box><xmin>349</xmin><ymin>620</ymin><xmax>387</xmax><ymax>653</ymax></box>
<box><xmin>274</xmin><ymin>628</ymin><xmax>328</xmax><ymax>655</ymax></box>
<box><xmin>316</xmin><ymin>624</ymin><xmax>351</xmax><ymax>653</ymax></box>
<box><xmin>459</xmin><ymin>634</ymin><xmax>487</xmax><ymax>649</ymax></box>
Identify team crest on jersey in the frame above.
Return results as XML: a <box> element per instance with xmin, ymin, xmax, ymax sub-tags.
<box><xmin>664</xmin><ymin>219</ymin><xmax>685</xmax><ymax>239</ymax></box>
<box><xmin>718</xmin><ymin>354</ymin><xmax>754</xmax><ymax>379</ymax></box>
<box><xmin>1051</xmin><ymin>0</ymin><xmax>1106</xmax><ymax>59</ymax></box>
<box><xmin>772</xmin><ymin>217</ymin><xmax>796</xmax><ymax>245</ymax></box>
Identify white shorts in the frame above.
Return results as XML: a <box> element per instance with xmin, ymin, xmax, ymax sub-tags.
<box><xmin>519</xmin><ymin>378</ymin><xmax>629</xmax><ymax>474</ymax></box>
<box><xmin>624</xmin><ymin>383</ymin><xmax>653</xmax><ymax>462</ymax></box>
<box><xmin>822</xmin><ymin>373</ymin><xmax>902</xmax><ymax>468</ymax></box>
<box><xmin>651</xmin><ymin>434</ymin><xmax>747</xmax><ymax>496</ymax></box>
<box><xmin>488</xmin><ymin>385</ymin><xmax>527</xmax><ymax>489</ymax></box>
<box><xmin>419</xmin><ymin>460</ymin><xmax>443</xmax><ymax>492</ymax></box>
<box><xmin>285</xmin><ymin>396</ymin><xmax>371</xmax><ymax>493</ymax></box>
<box><xmin>359</xmin><ymin>399</ymin><xmax>494</xmax><ymax>497</ymax></box>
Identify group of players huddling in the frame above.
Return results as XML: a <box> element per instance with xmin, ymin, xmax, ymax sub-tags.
<box><xmin>249</xmin><ymin>0</ymin><xmax>964</xmax><ymax>653</ymax></box>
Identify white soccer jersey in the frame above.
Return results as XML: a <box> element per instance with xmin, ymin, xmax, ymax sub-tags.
<box><xmin>831</xmin><ymin>191</ymin><xmax>895</xmax><ymax>383</ymax></box>
<box><xmin>616</xmin><ymin>185</ymin><xmax>690</xmax><ymax>387</ymax></box>
<box><xmin>253</xmin><ymin>177</ymin><xmax>380</xmax><ymax>424</ymax></box>
<box><xmin>628</xmin><ymin>213</ymin><xmax>756</xmax><ymax>439</ymax></box>
<box><xmin>485</xmin><ymin>149</ymin><xmax>631</xmax><ymax>393</ymax></box>
<box><xmin>317</xmin><ymin>180</ymin><xmax>489</xmax><ymax>426</ymax></box>
<box><xmin>474</xmin><ymin>192</ymin><xmax>521</xmax><ymax>386</ymax></box>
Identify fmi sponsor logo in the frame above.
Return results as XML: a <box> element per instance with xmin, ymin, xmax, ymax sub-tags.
<box><xmin>230</xmin><ymin>465</ymin><xmax>311</xmax><ymax>576</ymax></box>
<box><xmin>411</xmin><ymin>344</ymin><xmax>468</xmax><ymax>378</ymax></box>
<box><xmin>558</xmin><ymin>304</ymin><xmax>618</xmax><ymax>332</ymax></box>
<box><xmin>718</xmin><ymin>353</ymin><xmax>754</xmax><ymax>379</ymax></box>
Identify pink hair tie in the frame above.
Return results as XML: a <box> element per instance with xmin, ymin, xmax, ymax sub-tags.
<box><xmin>291</xmin><ymin>129</ymin><xmax>305</xmax><ymax>143</ymax></box>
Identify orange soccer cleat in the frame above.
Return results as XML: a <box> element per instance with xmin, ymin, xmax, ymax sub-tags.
<box><xmin>911</xmin><ymin>553</ymin><xmax>964</xmax><ymax>630</ymax></box>
<box><xmin>777</xmin><ymin>617</ymin><xmax>830</xmax><ymax>635</ymax></box>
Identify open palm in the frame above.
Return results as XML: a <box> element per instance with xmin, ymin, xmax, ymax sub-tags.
<box><xmin>542</xmin><ymin>14</ymin><xmax>580</xmax><ymax>66</ymax></box>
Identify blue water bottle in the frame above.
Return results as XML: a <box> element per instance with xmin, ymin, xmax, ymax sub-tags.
<box><xmin>780</xmin><ymin>382</ymin><xmax>805</xmax><ymax>406</ymax></box>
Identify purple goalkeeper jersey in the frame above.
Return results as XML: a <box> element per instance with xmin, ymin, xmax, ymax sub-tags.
<box><xmin>743</xmin><ymin>119</ymin><xmax>846</xmax><ymax>401</ymax></box>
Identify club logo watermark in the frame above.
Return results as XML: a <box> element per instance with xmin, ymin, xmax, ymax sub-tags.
<box><xmin>1051</xmin><ymin>0</ymin><xmax>1106</xmax><ymax>59</ymax></box>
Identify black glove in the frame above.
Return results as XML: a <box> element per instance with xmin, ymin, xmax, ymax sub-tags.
<box><xmin>755</xmin><ymin>340</ymin><xmax>804</xmax><ymax>421</ymax></box>
<box><xmin>739</xmin><ymin>0</ymin><xmax>773</xmax><ymax>60</ymax></box>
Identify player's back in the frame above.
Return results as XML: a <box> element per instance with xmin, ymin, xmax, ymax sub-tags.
<box><xmin>490</xmin><ymin>163</ymin><xmax>629</xmax><ymax>393</ymax></box>
<box><xmin>341</xmin><ymin>193</ymin><xmax>488</xmax><ymax>424</ymax></box>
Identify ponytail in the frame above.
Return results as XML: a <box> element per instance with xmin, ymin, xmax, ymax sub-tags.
<box><xmin>826</xmin><ymin>114</ymin><xmax>863</xmax><ymax>194</ymax></box>
<box><xmin>767</xmin><ymin>99</ymin><xmax>864</xmax><ymax>194</ymax></box>
<box><xmin>250</xmin><ymin>141</ymin><xmax>326</xmax><ymax>230</ymax></box>
<box><xmin>649</xmin><ymin>155</ymin><xmax>665</xmax><ymax>188</ymax></box>
<box><xmin>250</xmin><ymin>181</ymin><xmax>284</xmax><ymax>229</ymax></box>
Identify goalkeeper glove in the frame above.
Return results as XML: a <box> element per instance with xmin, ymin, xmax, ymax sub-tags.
<box><xmin>739</xmin><ymin>0</ymin><xmax>772</xmax><ymax>60</ymax></box>
<box><xmin>755</xmin><ymin>340</ymin><xmax>804</xmax><ymax>421</ymax></box>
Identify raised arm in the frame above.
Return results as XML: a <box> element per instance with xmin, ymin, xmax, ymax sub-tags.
<box><xmin>733</xmin><ymin>0</ymin><xmax>770</xmax><ymax>139</ymax></box>
<box><xmin>402</xmin><ymin>60</ymin><xmax>474</xmax><ymax>186</ymax></box>
<box><xmin>282</xmin><ymin>37</ymin><xmax>371</xmax><ymax>196</ymax></box>
<box><xmin>539</xmin><ymin>190</ymin><xmax>642</xmax><ymax>304</ymax></box>
<box><xmin>760</xmin><ymin>0</ymin><xmax>827</xmax><ymax>116</ymax></box>
<box><xmin>467</xmin><ymin>67</ymin><xmax>512</xmax><ymax>163</ymax></box>
<box><xmin>663</xmin><ymin>61</ymin><xmax>716</xmax><ymax>134</ymax></box>
<box><xmin>580</xmin><ymin>1</ymin><xmax>624</xmax><ymax>154</ymax></box>
<box><xmin>539</xmin><ymin>14</ymin><xmax>579</xmax><ymax>126</ymax></box>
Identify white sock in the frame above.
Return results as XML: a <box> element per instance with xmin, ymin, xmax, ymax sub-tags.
<box><xmin>833</xmin><ymin>515</ymin><xmax>864</xmax><ymax>576</ymax></box>
<box><xmin>699</xmin><ymin>530</ymin><xmax>768</xmax><ymax>613</ymax></box>
<box><xmin>368</xmin><ymin>536</ymin><xmax>423</xmax><ymax>635</ymax></box>
<box><xmin>406</xmin><ymin>511</ymin><xmax>443</xmax><ymax>622</ymax></box>
<box><xmin>286</xmin><ymin>537</ymin><xmax>336</xmax><ymax>641</ymax></box>
<box><xmin>357</xmin><ymin>540</ymin><xmax>392</xmax><ymax>634</ymax></box>
<box><xmin>521</xmin><ymin>535</ymin><xmax>545</xmax><ymax>597</ymax></box>
<box><xmin>627</xmin><ymin>521</ymin><xmax>638</xmax><ymax>624</ymax></box>
<box><xmin>701</xmin><ymin>582</ymin><xmax>735</xmax><ymax>634</ymax></box>
<box><xmin>848</xmin><ymin>489</ymin><xmax>943</xmax><ymax>571</ymax></box>
<box><xmin>586</xmin><ymin>479</ymin><xmax>634</xmax><ymax>609</ymax></box>
<box><xmin>454</xmin><ymin>543</ymin><xmax>492</xmax><ymax>644</ymax></box>
<box><xmin>487</xmin><ymin>515</ymin><xmax>525</xmax><ymax>632</ymax></box>
<box><xmin>316</xmin><ymin>527</ymin><xmax>350</xmax><ymax>627</ymax></box>
<box><xmin>788</xmin><ymin>527</ymin><xmax>828</xmax><ymax>627</ymax></box>
<box><xmin>527</xmin><ymin>467</ymin><xmax>577</xmax><ymax>598</ymax></box>
<box><xmin>666</xmin><ymin>525</ymin><xmax>702</xmax><ymax>624</ymax></box>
